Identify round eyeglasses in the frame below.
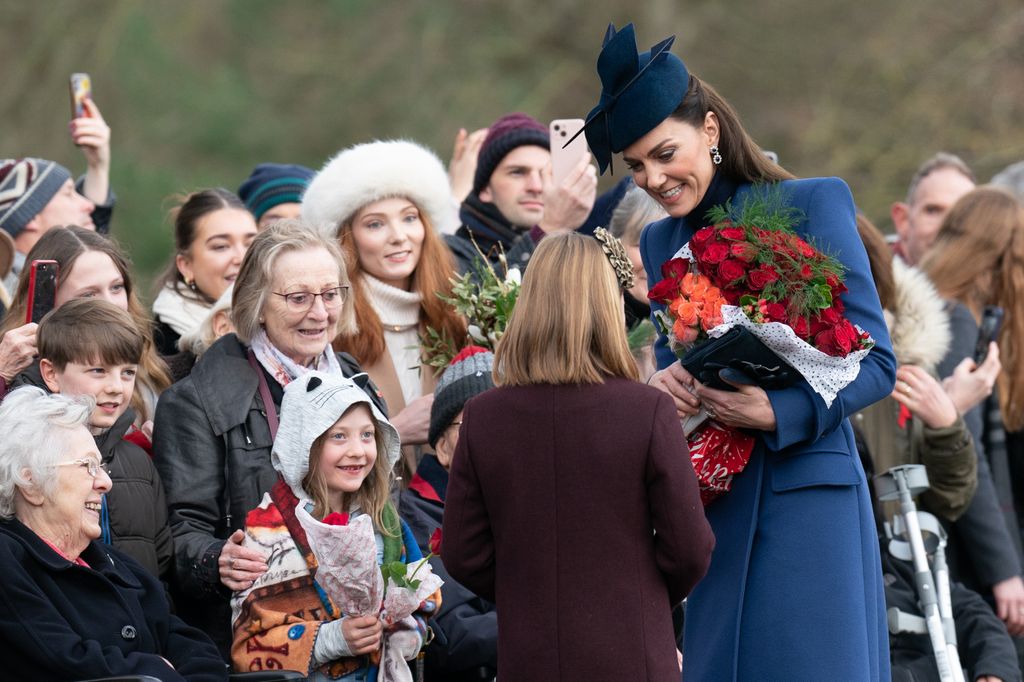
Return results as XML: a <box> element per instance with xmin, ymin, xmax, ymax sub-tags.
<box><xmin>53</xmin><ymin>458</ymin><xmax>111</xmax><ymax>478</ymax></box>
<box><xmin>271</xmin><ymin>286</ymin><xmax>349</xmax><ymax>313</ymax></box>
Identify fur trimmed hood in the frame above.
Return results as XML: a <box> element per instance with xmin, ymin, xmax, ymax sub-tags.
<box><xmin>885</xmin><ymin>257</ymin><xmax>950</xmax><ymax>370</ymax></box>
<box><xmin>301</xmin><ymin>139</ymin><xmax>458</xmax><ymax>238</ymax></box>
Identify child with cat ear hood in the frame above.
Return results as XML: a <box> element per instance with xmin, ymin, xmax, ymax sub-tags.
<box><xmin>230</xmin><ymin>371</ymin><xmax>439</xmax><ymax>680</ymax></box>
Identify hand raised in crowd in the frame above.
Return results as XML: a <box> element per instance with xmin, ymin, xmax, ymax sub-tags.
<box><xmin>389</xmin><ymin>392</ymin><xmax>434</xmax><ymax>446</ymax></box>
<box><xmin>342</xmin><ymin>614</ymin><xmax>383</xmax><ymax>655</ymax></box>
<box><xmin>892</xmin><ymin>365</ymin><xmax>958</xmax><ymax>429</ymax></box>
<box><xmin>942</xmin><ymin>342</ymin><xmax>1000</xmax><ymax>415</ymax></box>
<box><xmin>647</xmin><ymin>362</ymin><xmax>702</xmax><ymax>418</ymax></box>
<box><xmin>448</xmin><ymin>127</ymin><xmax>488</xmax><ymax>204</ymax></box>
<box><xmin>694</xmin><ymin>374</ymin><xmax>778</xmax><ymax>432</ymax></box>
<box><xmin>218</xmin><ymin>529</ymin><xmax>268</xmax><ymax>591</ymax></box>
<box><xmin>991</xmin><ymin>575</ymin><xmax>1024</xmax><ymax>637</ymax></box>
<box><xmin>0</xmin><ymin>323</ymin><xmax>38</xmax><ymax>382</ymax></box>
<box><xmin>69</xmin><ymin>97</ymin><xmax>111</xmax><ymax>207</ymax></box>
<box><xmin>537</xmin><ymin>152</ymin><xmax>597</xmax><ymax>234</ymax></box>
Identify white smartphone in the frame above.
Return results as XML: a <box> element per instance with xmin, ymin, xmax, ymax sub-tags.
<box><xmin>549</xmin><ymin>118</ymin><xmax>588</xmax><ymax>187</ymax></box>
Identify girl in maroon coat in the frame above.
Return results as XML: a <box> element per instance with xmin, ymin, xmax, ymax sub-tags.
<box><xmin>442</xmin><ymin>231</ymin><xmax>714</xmax><ymax>681</ymax></box>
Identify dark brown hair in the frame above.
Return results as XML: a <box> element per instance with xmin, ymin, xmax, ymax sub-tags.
<box><xmin>855</xmin><ymin>214</ymin><xmax>896</xmax><ymax>312</ymax></box>
<box><xmin>158</xmin><ymin>188</ymin><xmax>247</xmax><ymax>303</ymax></box>
<box><xmin>38</xmin><ymin>298</ymin><xmax>144</xmax><ymax>371</ymax></box>
<box><xmin>671</xmin><ymin>75</ymin><xmax>795</xmax><ymax>184</ymax></box>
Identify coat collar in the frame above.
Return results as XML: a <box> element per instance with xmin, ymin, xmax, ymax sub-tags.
<box><xmin>188</xmin><ymin>333</ymin><xmax>260</xmax><ymax>436</ymax></box>
<box><xmin>0</xmin><ymin>518</ymin><xmax>140</xmax><ymax>587</ymax></box>
<box><xmin>93</xmin><ymin>406</ymin><xmax>136</xmax><ymax>462</ymax></box>
<box><xmin>409</xmin><ymin>454</ymin><xmax>448</xmax><ymax>503</ymax></box>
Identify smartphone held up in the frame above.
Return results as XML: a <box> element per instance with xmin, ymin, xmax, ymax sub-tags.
<box><xmin>25</xmin><ymin>260</ymin><xmax>59</xmax><ymax>324</ymax></box>
<box><xmin>69</xmin><ymin>73</ymin><xmax>92</xmax><ymax>119</ymax></box>
<box><xmin>550</xmin><ymin>118</ymin><xmax>588</xmax><ymax>187</ymax></box>
<box><xmin>974</xmin><ymin>305</ymin><xmax>1004</xmax><ymax>365</ymax></box>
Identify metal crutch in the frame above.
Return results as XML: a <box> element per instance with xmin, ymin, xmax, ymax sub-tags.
<box><xmin>875</xmin><ymin>464</ymin><xmax>964</xmax><ymax>682</ymax></box>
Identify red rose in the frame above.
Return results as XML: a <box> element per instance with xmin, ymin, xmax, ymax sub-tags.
<box><xmin>832</xmin><ymin>320</ymin><xmax>858</xmax><ymax>355</ymax></box>
<box><xmin>814</xmin><ymin>328</ymin><xmax>838</xmax><ymax>355</ymax></box>
<box><xmin>791</xmin><ymin>316</ymin><xmax>810</xmax><ymax>339</ymax></box>
<box><xmin>691</xmin><ymin>227</ymin><xmax>716</xmax><ymax>247</ymax></box>
<box><xmin>730</xmin><ymin>241</ymin><xmax>757</xmax><ymax>262</ymax></box>
<box><xmin>699</xmin><ymin>242</ymin><xmax>730</xmax><ymax>265</ymax></box>
<box><xmin>821</xmin><ymin>306</ymin><xmax>841</xmax><ymax>324</ymax></box>
<box><xmin>647</xmin><ymin>277</ymin><xmax>680</xmax><ymax>304</ymax></box>
<box><xmin>824</xmin><ymin>271</ymin><xmax>841</xmax><ymax>289</ymax></box>
<box><xmin>323</xmin><ymin>512</ymin><xmax>350</xmax><ymax>526</ymax></box>
<box><xmin>717</xmin><ymin>258</ymin><xmax>747</xmax><ymax>284</ymax></box>
<box><xmin>748</xmin><ymin>265</ymin><xmax>780</xmax><ymax>291</ymax></box>
<box><xmin>765</xmin><ymin>302</ymin><xmax>787</xmax><ymax>322</ymax></box>
<box><xmin>661</xmin><ymin>257</ymin><xmax>690</xmax><ymax>280</ymax></box>
<box><xmin>793</xmin><ymin>237</ymin><xmax>816</xmax><ymax>258</ymax></box>
<box><xmin>799</xmin><ymin>264</ymin><xmax>814</xmax><ymax>280</ymax></box>
<box><xmin>429</xmin><ymin>528</ymin><xmax>443</xmax><ymax>555</ymax></box>
<box><xmin>719</xmin><ymin>226</ymin><xmax>745</xmax><ymax>240</ymax></box>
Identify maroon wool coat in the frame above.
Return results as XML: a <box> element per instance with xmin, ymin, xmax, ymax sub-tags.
<box><xmin>442</xmin><ymin>378</ymin><xmax>714</xmax><ymax>681</ymax></box>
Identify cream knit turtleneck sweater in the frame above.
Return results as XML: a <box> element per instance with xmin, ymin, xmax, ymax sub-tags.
<box><xmin>363</xmin><ymin>274</ymin><xmax>424</xmax><ymax>405</ymax></box>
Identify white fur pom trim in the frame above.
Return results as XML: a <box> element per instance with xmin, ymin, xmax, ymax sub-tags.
<box><xmin>301</xmin><ymin>139</ymin><xmax>457</xmax><ymax>238</ymax></box>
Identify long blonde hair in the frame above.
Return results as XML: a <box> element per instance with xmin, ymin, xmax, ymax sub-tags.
<box><xmin>922</xmin><ymin>186</ymin><xmax>1024</xmax><ymax>430</ymax></box>
<box><xmin>496</xmin><ymin>232</ymin><xmax>639</xmax><ymax>385</ymax></box>
<box><xmin>301</xmin><ymin>404</ymin><xmax>396</xmax><ymax>535</ymax></box>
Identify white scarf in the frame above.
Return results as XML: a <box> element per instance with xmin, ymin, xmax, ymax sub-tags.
<box><xmin>152</xmin><ymin>284</ymin><xmax>211</xmax><ymax>338</ymax></box>
<box><xmin>249</xmin><ymin>328</ymin><xmax>344</xmax><ymax>387</ymax></box>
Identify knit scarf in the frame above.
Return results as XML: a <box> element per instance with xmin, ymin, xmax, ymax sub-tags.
<box><xmin>249</xmin><ymin>328</ymin><xmax>344</xmax><ymax>387</ymax></box>
<box><xmin>457</xmin><ymin>193</ymin><xmax>528</xmax><ymax>257</ymax></box>
<box><xmin>151</xmin><ymin>283</ymin><xmax>211</xmax><ymax>338</ymax></box>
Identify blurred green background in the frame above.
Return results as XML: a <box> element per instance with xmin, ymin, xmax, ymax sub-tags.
<box><xmin>3</xmin><ymin>0</ymin><xmax>1022</xmax><ymax>299</ymax></box>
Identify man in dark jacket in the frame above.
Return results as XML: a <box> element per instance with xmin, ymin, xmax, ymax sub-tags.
<box><xmin>445</xmin><ymin>112</ymin><xmax>597</xmax><ymax>274</ymax></box>
<box><xmin>400</xmin><ymin>346</ymin><xmax>498</xmax><ymax>681</ymax></box>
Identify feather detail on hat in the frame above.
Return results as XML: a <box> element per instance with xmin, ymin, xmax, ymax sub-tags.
<box><xmin>301</xmin><ymin>140</ymin><xmax>457</xmax><ymax>239</ymax></box>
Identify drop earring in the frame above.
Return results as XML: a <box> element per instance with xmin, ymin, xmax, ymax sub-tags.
<box><xmin>710</xmin><ymin>145</ymin><xmax>722</xmax><ymax>165</ymax></box>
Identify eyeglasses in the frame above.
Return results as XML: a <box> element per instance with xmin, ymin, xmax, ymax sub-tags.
<box><xmin>53</xmin><ymin>458</ymin><xmax>110</xmax><ymax>478</ymax></box>
<box><xmin>271</xmin><ymin>286</ymin><xmax>349</xmax><ymax>313</ymax></box>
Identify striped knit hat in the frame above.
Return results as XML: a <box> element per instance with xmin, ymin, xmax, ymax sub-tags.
<box><xmin>0</xmin><ymin>158</ymin><xmax>73</xmax><ymax>237</ymax></box>
<box><xmin>428</xmin><ymin>346</ymin><xmax>495</xmax><ymax>448</ymax></box>
<box><xmin>237</xmin><ymin>163</ymin><xmax>315</xmax><ymax>222</ymax></box>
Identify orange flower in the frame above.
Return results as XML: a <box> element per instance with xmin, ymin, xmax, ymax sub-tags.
<box><xmin>671</xmin><ymin>298</ymin><xmax>700</xmax><ymax>326</ymax></box>
<box><xmin>674</xmin><ymin>317</ymin><xmax>699</xmax><ymax>344</ymax></box>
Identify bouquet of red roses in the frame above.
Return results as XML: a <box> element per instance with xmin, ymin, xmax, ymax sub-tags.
<box><xmin>649</xmin><ymin>187</ymin><xmax>875</xmax><ymax>504</ymax></box>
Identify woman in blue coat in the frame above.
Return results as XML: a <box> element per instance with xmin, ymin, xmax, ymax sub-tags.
<box><xmin>577</xmin><ymin>24</ymin><xmax>897</xmax><ymax>680</ymax></box>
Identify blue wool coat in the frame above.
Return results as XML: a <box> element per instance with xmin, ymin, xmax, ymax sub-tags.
<box><xmin>640</xmin><ymin>175</ymin><xmax>896</xmax><ymax>681</ymax></box>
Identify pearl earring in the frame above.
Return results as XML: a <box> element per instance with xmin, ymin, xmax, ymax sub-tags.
<box><xmin>710</xmin><ymin>145</ymin><xmax>722</xmax><ymax>165</ymax></box>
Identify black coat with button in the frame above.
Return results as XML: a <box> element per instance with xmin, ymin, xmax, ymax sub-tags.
<box><xmin>0</xmin><ymin>518</ymin><xmax>226</xmax><ymax>681</ymax></box>
<box><xmin>152</xmin><ymin>333</ymin><xmax>385</xmax><ymax>656</ymax></box>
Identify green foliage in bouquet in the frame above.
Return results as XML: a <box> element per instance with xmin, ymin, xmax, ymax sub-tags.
<box><xmin>422</xmin><ymin>248</ymin><xmax>521</xmax><ymax>375</ymax></box>
<box><xmin>381</xmin><ymin>555</ymin><xmax>433</xmax><ymax>593</ymax></box>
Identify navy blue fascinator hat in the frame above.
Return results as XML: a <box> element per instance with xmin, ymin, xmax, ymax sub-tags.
<box><xmin>573</xmin><ymin>23</ymin><xmax>690</xmax><ymax>175</ymax></box>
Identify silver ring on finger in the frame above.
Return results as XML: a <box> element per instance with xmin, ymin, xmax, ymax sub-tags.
<box><xmin>705</xmin><ymin>405</ymin><xmax>717</xmax><ymax>419</ymax></box>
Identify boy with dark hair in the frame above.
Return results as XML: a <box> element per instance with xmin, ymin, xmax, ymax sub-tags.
<box><xmin>37</xmin><ymin>298</ymin><xmax>171</xmax><ymax>578</ymax></box>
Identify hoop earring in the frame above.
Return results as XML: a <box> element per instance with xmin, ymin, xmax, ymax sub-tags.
<box><xmin>710</xmin><ymin>145</ymin><xmax>722</xmax><ymax>165</ymax></box>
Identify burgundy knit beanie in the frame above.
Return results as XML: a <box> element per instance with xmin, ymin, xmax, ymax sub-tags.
<box><xmin>472</xmin><ymin>113</ymin><xmax>550</xmax><ymax>195</ymax></box>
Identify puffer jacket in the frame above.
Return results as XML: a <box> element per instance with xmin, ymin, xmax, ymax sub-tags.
<box><xmin>152</xmin><ymin>333</ymin><xmax>385</xmax><ymax>656</ymax></box>
<box><xmin>95</xmin><ymin>406</ymin><xmax>173</xmax><ymax>579</ymax></box>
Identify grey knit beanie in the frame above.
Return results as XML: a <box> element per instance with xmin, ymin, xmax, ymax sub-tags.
<box><xmin>428</xmin><ymin>346</ymin><xmax>495</xmax><ymax>448</ymax></box>
<box><xmin>0</xmin><ymin>158</ymin><xmax>73</xmax><ymax>237</ymax></box>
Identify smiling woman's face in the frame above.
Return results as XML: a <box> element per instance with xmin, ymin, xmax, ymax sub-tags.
<box><xmin>621</xmin><ymin>113</ymin><xmax>719</xmax><ymax>219</ymax></box>
<box><xmin>349</xmin><ymin>197</ymin><xmax>425</xmax><ymax>291</ymax></box>
<box><xmin>22</xmin><ymin>425</ymin><xmax>112</xmax><ymax>559</ymax></box>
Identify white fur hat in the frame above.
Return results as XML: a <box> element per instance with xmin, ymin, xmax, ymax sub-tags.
<box><xmin>301</xmin><ymin>139</ymin><xmax>458</xmax><ymax>238</ymax></box>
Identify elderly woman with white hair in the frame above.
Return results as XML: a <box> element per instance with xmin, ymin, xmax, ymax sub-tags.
<box><xmin>153</xmin><ymin>219</ymin><xmax>387</xmax><ymax>656</ymax></box>
<box><xmin>0</xmin><ymin>387</ymin><xmax>226</xmax><ymax>681</ymax></box>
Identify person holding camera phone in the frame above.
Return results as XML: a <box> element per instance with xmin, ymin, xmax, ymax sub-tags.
<box><xmin>443</xmin><ymin>112</ymin><xmax>598</xmax><ymax>275</ymax></box>
<box><xmin>926</xmin><ymin>186</ymin><xmax>1024</xmax><ymax>643</ymax></box>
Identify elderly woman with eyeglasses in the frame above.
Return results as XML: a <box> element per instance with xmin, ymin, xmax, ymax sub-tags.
<box><xmin>152</xmin><ymin>219</ymin><xmax>386</xmax><ymax>657</ymax></box>
<box><xmin>0</xmin><ymin>387</ymin><xmax>227</xmax><ymax>681</ymax></box>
